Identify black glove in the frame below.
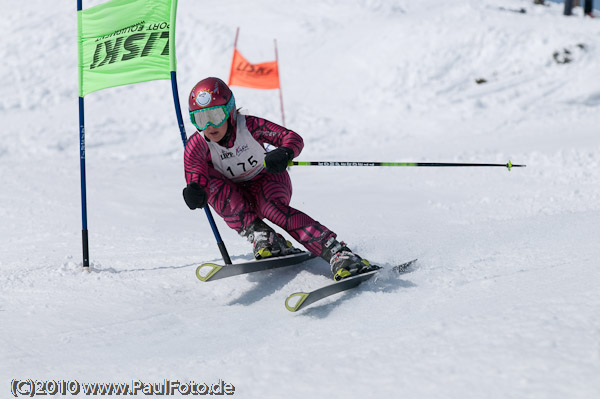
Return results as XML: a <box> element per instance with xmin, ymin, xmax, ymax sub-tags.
<box><xmin>264</xmin><ymin>147</ymin><xmax>294</xmax><ymax>173</ymax></box>
<box><xmin>183</xmin><ymin>182</ymin><xmax>207</xmax><ymax>210</ymax></box>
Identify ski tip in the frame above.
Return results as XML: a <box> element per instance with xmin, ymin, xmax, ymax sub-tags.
<box><xmin>285</xmin><ymin>292</ymin><xmax>309</xmax><ymax>312</ymax></box>
<box><xmin>196</xmin><ymin>264</ymin><xmax>222</xmax><ymax>282</ymax></box>
<box><xmin>389</xmin><ymin>258</ymin><xmax>418</xmax><ymax>273</ymax></box>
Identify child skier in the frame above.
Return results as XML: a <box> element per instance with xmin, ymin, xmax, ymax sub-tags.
<box><xmin>182</xmin><ymin>77</ymin><xmax>369</xmax><ymax>281</ymax></box>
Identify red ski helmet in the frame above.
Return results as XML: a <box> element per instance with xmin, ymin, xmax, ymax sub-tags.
<box><xmin>188</xmin><ymin>77</ymin><xmax>236</xmax><ymax>131</ymax></box>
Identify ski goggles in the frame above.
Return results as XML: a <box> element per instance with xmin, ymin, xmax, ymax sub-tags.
<box><xmin>189</xmin><ymin>96</ymin><xmax>235</xmax><ymax>131</ymax></box>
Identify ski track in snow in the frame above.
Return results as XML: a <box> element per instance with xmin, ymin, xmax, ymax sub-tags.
<box><xmin>1</xmin><ymin>0</ymin><xmax>600</xmax><ymax>398</ymax></box>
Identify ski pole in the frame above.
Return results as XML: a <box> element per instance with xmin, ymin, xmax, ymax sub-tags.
<box><xmin>289</xmin><ymin>160</ymin><xmax>525</xmax><ymax>171</ymax></box>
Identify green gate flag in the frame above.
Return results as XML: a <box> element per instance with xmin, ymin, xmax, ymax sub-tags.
<box><xmin>77</xmin><ymin>0</ymin><xmax>177</xmax><ymax>97</ymax></box>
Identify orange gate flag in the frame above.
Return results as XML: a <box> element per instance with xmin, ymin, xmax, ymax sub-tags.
<box><xmin>228</xmin><ymin>48</ymin><xmax>280</xmax><ymax>89</ymax></box>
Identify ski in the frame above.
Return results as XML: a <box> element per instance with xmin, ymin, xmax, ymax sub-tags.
<box><xmin>196</xmin><ymin>251</ymin><xmax>315</xmax><ymax>282</ymax></box>
<box><xmin>284</xmin><ymin>258</ymin><xmax>417</xmax><ymax>312</ymax></box>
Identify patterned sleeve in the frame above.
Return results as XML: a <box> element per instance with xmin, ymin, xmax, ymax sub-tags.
<box><xmin>245</xmin><ymin>115</ymin><xmax>304</xmax><ymax>158</ymax></box>
<box><xmin>183</xmin><ymin>132</ymin><xmax>211</xmax><ymax>188</ymax></box>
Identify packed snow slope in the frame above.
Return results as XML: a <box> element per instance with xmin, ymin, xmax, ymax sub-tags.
<box><xmin>1</xmin><ymin>0</ymin><xmax>599</xmax><ymax>398</ymax></box>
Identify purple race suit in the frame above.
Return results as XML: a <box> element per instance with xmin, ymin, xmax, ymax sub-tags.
<box><xmin>184</xmin><ymin>114</ymin><xmax>336</xmax><ymax>257</ymax></box>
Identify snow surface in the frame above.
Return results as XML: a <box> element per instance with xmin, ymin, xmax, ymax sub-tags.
<box><xmin>1</xmin><ymin>0</ymin><xmax>600</xmax><ymax>398</ymax></box>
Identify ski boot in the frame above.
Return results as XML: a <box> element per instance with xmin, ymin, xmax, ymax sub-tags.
<box><xmin>321</xmin><ymin>237</ymin><xmax>372</xmax><ymax>281</ymax></box>
<box><xmin>241</xmin><ymin>219</ymin><xmax>297</xmax><ymax>260</ymax></box>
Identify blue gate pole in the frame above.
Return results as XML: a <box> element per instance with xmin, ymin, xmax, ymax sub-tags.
<box><xmin>170</xmin><ymin>72</ymin><xmax>232</xmax><ymax>265</ymax></box>
<box><xmin>78</xmin><ymin>0</ymin><xmax>90</xmax><ymax>269</ymax></box>
<box><xmin>79</xmin><ymin>96</ymin><xmax>90</xmax><ymax>269</ymax></box>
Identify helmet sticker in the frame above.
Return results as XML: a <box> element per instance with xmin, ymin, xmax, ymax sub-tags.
<box><xmin>195</xmin><ymin>91</ymin><xmax>213</xmax><ymax>107</ymax></box>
